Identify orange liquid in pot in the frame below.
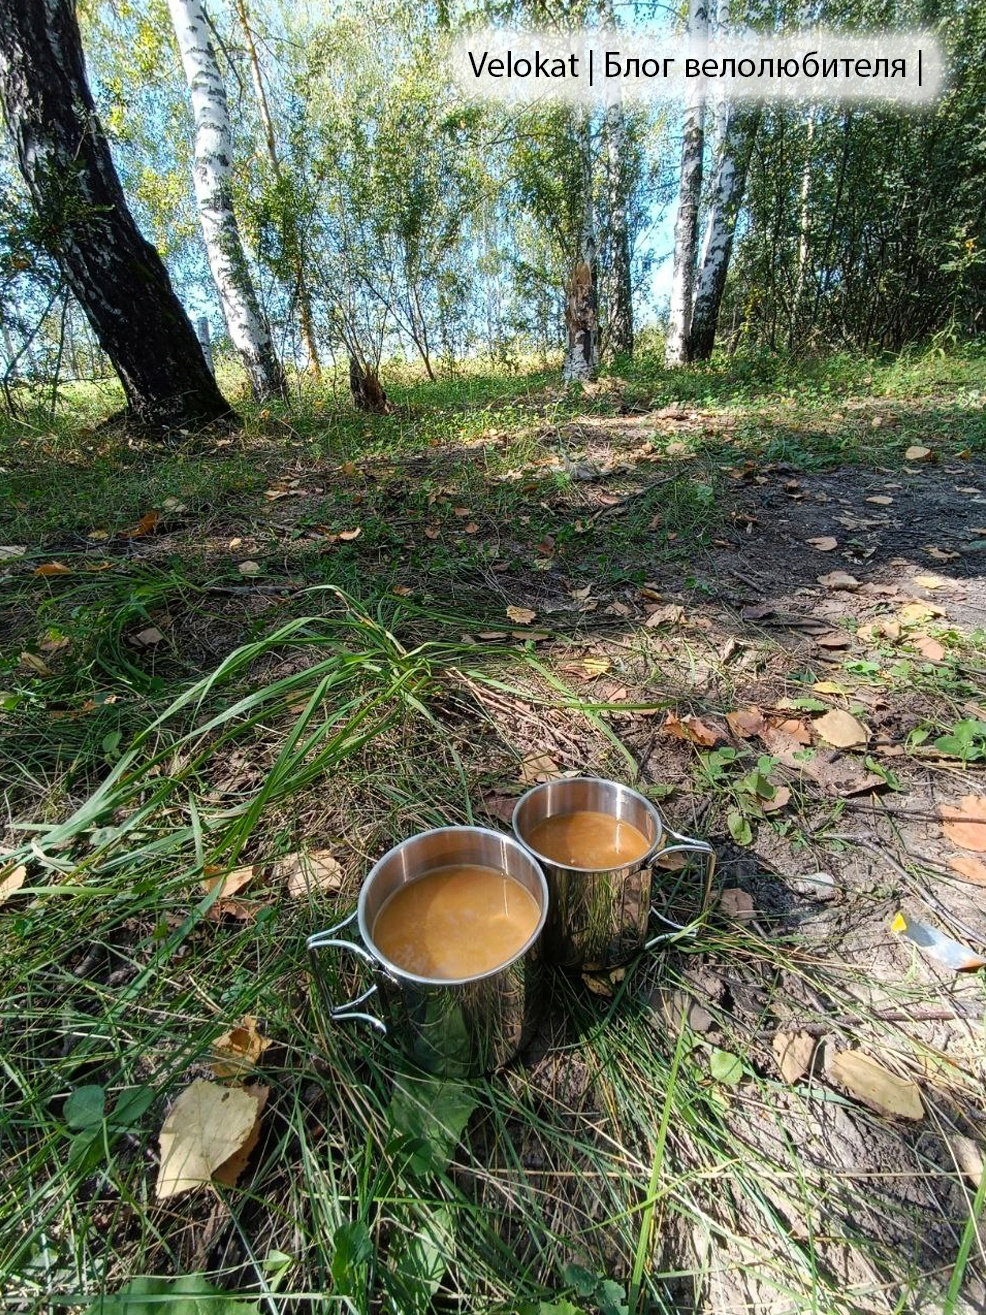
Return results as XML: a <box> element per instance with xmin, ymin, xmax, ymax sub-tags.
<box><xmin>526</xmin><ymin>810</ymin><xmax>652</xmax><ymax>869</ymax></box>
<box><xmin>372</xmin><ymin>864</ymin><xmax>541</xmax><ymax>979</ymax></box>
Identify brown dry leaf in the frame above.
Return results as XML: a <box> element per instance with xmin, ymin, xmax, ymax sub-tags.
<box><xmin>155</xmin><ymin>1080</ymin><xmax>265</xmax><ymax>1199</ymax></box>
<box><xmin>0</xmin><ymin>863</ymin><xmax>27</xmax><ymax>905</ymax></box>
<box><xmin>817</xmin><ymin>570</ymin><xmax>860</xmax><ymax>591</ymax></box>
<box><xmin>121</xmin><ymin>510</ymin><xmax>160</xmax><ymax>539</ymax></box>
<box><xmin>655</xmin><ymin>850</ymin><xmax>686</xmax><ymax>872</ymax></box>
<box><xmin>338</xmin><ymin>528</ymin><xmax>362</xmax><ymax>542</ymax></box>
<box><xmin>912</xmin><ymin>634</ymin><xmax>945</xmax><ymax>662</ymax></box>
<box><xmin>463</xmin><ymin>522</ymin><xmax>479</xmax><ymax>534</ymax></box>
<box><xmin>913</xmin><ymin>574</ymin><xmax>946</xmax><ymax>590</ymax></box>
<box><xmin>453</xmin><ymin>507</ymin><xmax>471</xmax><ymax>518</ymax></box>
<box><xmin>481</xmin><ymin>792</ymin><xmax>517</xmax><ymax>825</ymax></box>
<box><xmin>581</xmin><ymin>655</ymin><xmax>612</xmax><ymax>679</ymax></box>
<box><xmin>947</xmin><ymin>854</ymin><xmax>986</xmax><ymax>885</ymax></box>
<box><xmin>202</xmin><ymin>864</ymin><xmax>257</xmax><ymax>899</ymax></box>
<box><xmin>773</xmin><ymin>1030</ymin><xmax>815</xmax><ymax>1084</ymax></box>
<box><xmin>264</xmin><ymin>487</ymin><xmax>303</xmax><ymax>501</ymax></box>
<box><xmin>663</xmin><ymin>712</ymin><xmax>721</xmax><ymax>747</ymax></box>
<box><xmin>941</xmin><ymin>796</ymin><xmax>986</xmax><ymax>852</ymax></box>
<box><xmin>899</xmin><ymin>600</ymin><xmax>945</xmax><ymax>624</ymax></box>
<box><xmin>506</xmin><ymin>605</ymin><xmax>536</xmax><ymax>625</ymax></box>
<box><xmin>768</xmin><ymin>717</ymin><xmax>812</xmax><ymax>745</ymax></box>
<box><xmin>816</xmin><ymin>631</ymin><xmax>851</xmax><ymax>650</ymax></box>
<box><xmin>726</xmin><ymin>706</ymin><xmax>766</xmax><ymax>739</ymax></box>
<box><xmin>424</xmin><ymin>526</ymin><xmax>440</xmax><ymax>540</ymax></box>
<box><xmin>926</xmin><ymin>546</ymin><xmax>960</xmax><ymax>562</ymax></box>
<box><xmin>761</xmin><ymin>785</ymin><xmax>792</xmax><ymax>814</ymax></box>
<box><xmin>644</xmin><ymin>604</ymin><xmax>686</xmax><ymax>628</ymax></box>
<box><xmin>212</xmin><ymin>1085</ymin><xmax>270</xmax><ymax>1189</ymax></box>
<box><xmin>519</xmin><ymin>752</ymin><xmax>562</xmax><ymax>785</ymax></box>
<box><xmin>904</xmin><ymin>445</ymin><xmax>934</xmax><ymax>463</ymax></box>
<box><xmin>210</xmin><ymin>1015</ymin><xmax>272</xmax><ymax>1078</ymax></box>
<box><xmin>866</xmin><ymin>496</ymin><xmax>894</xmax><ymax>505</ymax></box>
<box><xmin>134</xmin><ymin>626</ymin><xmax>165</xmax><ymax>647</ymax></box>
<box><xmin>34</xmin><ymin>562</ymin><xmax>72</xmax><ymax>577</ymax></box>
<box><xmin>19</xmin><ymin>652</ymin><xmax>52</xmax><ymax>676</ymax></box>
<box><xmin>949</xmin><ymin>1135</ymin><xmax>984</xmax><ymax>1189</ymax></box>
<box><xmin>829</xmin><ymin>1050</ymin><xmax>924</xmax><ymax>1120</ymax></box>
<box><xmin>238</xmin><ymin>561</ymin><xmax>261</xmax><ymax>577</ymax></box>
<box><xmin>719</xmin><ymin>888</ymin><xmax>755</xmax><ymax>921</ymax></box>
<box><xmin>807</xmin><ymin>536</ymin><xmax>839</xmax><ymax>552</ymax></box>
<box><xmin>392</xmin><ymin>585</ymin><xmax>414</xmax><ymax>597</ymax></box>
<box><xmin>277</xmin><ymin>850</ymin><xmax>343</xmax><ymax>899</ymax></box>
<box><xmin>813</xmin><ymin>709</ymin><xmax>869</xmax><ymax>750</ymax></box>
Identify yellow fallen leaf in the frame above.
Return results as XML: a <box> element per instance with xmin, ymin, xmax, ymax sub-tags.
<box><xmin>202</xmin><ymin>864</ymin><xmax>256</xmax><ymax>898</ymax></box>
<box><xmin>899</xmin><ymin>601</ymin><xmax>944</xmax><ymax>625</ymax></box>
<box><xmin>813</xmin><ymin>709</ymin><xmax>869</xmax><ymax>749</ymax></box>
<box><xmin>19</xmin><ymin>652</ymin><xmax>52</xmax><ymax>676</ymax></box>
<box><xmin>904</xmin><ymin>445</ymin><xmax>934</xmax><ymax>463</ymax></box>
<box><xmin>829</xmin><ymin>1050</ymin><xmax>924</xmax><ymax>1119</ymax></box>
<box><xmin>156</xmin><ymin>1080</ymin><xmax>265</xmax><ymax>1199</ymax></box>
<box><xmin>912</xmin><ymin>634</ymin><xmax>945</xmax><ymax>662</ymax></box>
<box><xmin>34</xmin><ymin>562</ymin><xmax>72</xmax><ymax>577</ymax></box>
<box><xmin>210</xmin><ymin>1016</ymin><xmax>271</xmax><ymax>1078</ymax></box>
<box><xmin>506</xmin><ymin>606</ymin><xmax>536</xmax><ymax>625</ymax></box>
<box><xmin>212</xmin><ymin>1085</ymin><xmax>269</xmax><ymax>1188</ymax></box>
<box><xmin>941</xmin><ymin>796</ymin><xmax>986</xmax><ymax>852</ymax></box>
<box><xmin>581</xmin><ymin>656</ymin><xmax>612</xmax><ymax>679</ymax></box>
<box><xmin>0</xmin><ymin>863</ymin><xmax>27</xmax><ymax>905</ymax></box>
<box><xmin>277</xmin><ymin>849</ymin><xmax>343</xmax><ymax>899</ymax></box>
<box><xmin>813</xmin><ymin>681</ymin><xmax>849</xmax><ymax>695</ymax></box>
<box><xmin>913</xmin><ymin>574</ymin><xmax>946</xmax><ymax>590</ymax></box>
<box><xmin>338</xmin><ymin>528</ymin><xmax>361</xmax><ymax>541</ymax></box>
<box><xmin>773</xmin><ymin>1030</ymin><xmax>815</xmax><ymax>1084</ymax></box>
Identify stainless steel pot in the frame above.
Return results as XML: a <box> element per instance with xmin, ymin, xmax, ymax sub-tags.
<box><xmin>307</xmin><ymin>827</ymin><xmax>548</xmax><ymax>1077</ymax></box>
<box><xmin>512</xmin><ymin>777</ymin><xmax>715</xmax><ymax>969</ymax></box>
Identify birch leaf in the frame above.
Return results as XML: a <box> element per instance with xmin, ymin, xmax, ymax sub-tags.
<box><xmin>212</xmin><ymin>1085</ymin><xmax>270</xmax><ymax>1188</ymax></box>
<box><xmin>663</xmin><ymin>712</ymin><xmax>720</xmax><ymax>747</ymax></box>
<box><xmin>210</xmin><ymin>1016</ymin><xmax>271</xmax><ymax>1078</ymax></box>
<box><xmin>155</xmin><ymin>1080</ymin><xmax>264</xmax><ymax>1199</ymax></box>
<box><xmin>772</xmin><ymin>1030</ymin><xmax>815</xmax><ymax>1084</ymax></box>
<box><xmin>277</xmin><ymin>849</ymin><xmax>344</xmax><ymax>898</ymax></box>
<box><xmin>202</xmin><ymin>865</ymin><xmax>257</xmax><ymax>898</ymax></box>
<box><xmin>912</xmin><ymin>634</ymin><xmax>945</xmax><ymax>662</ymax></box>
<box><xmin>506</xmin><ymin>605</ymin><xmax>536</xmax><ymax>625</ymax></box>
<box><xmin>726</xmin><ymin>706</ymin><xmax>765</xmax><ymax>739</ymax></box>
<box><xmin>813</xmin><ymin>709</ymin><xmax>869</xmax><ymax>749</ymax></box>
<box><xmin>0</xmin><ymin>863</ymin><xmax>27</xmax><ymax>905</ymax></box>
<box><xmin>829</xmin><ymin>1050</ymin><xmax>924</xmax><ymax>1119</ymax></box>
<box><xmin>904</xmin><ymin>445</ymin><xmax>934</xmax><ymax>462</ymax></box>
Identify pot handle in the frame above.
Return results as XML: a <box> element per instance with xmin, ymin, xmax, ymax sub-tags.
<box><xmin>645</xmin><ymin>826</ymin><xmax>716</xmax><ymax>949</ymax></box>
<box><xmin>307</xmin><ymin>911</ymin><xmax>388</xmax><ymax>1035</ymax></box>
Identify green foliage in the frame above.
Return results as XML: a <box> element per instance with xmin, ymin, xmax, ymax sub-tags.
<box><xmin>88</xmin><ymin>1275</ymin><xmax>260</xmax><ymax>1314</ymax></box>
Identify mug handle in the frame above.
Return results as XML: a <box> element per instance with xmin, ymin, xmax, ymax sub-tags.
<box><xmin>307</xmin><ymin>911</ymin><xmax>388</xmax><ymax>1034</ymax></box>
<box><xmin>645</xmin><ymin>826</ymin><xmax>716</xmax><ymax>949</ymax></box>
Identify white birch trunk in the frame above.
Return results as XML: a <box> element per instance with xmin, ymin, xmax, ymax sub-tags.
<box><xmin>665</xmin><ymin>0</ymin><xmax>709</xmax><ymax>367</ymax></box>
<box><xmin>689</xmin><ymin>106</ymin><xmax>760</xmax><ymax>360</ymax></box>
<box><xmin>167</xmin><ymin>0</ymin><xmax>285</xmax><ymax>401</ymax></box>
<box><xmin>604</xmin><ymin>78</ymin><xmax>634</xmax><ymax>358</ymax></box>
<box><xmin>563</xmin><ymin>114</ymin><xmax>600</xmax><ymax>382</ymax></box>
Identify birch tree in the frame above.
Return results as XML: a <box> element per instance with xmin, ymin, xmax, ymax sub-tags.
<box><xmin>563</xmin><ymin>115</ymin><xmax>599</xmax><ymax>382</ymax></box>
<box><xmin>167</xmin><ymin>0</ymin><xmax>286</xmax><ymax>401</ymax></box>
<box><xmin>665</xmin><ymin>0</ymin><xmax>708</xmax><ymax>367</ymax></box>
<box><xmin>0</xmin><ymin>0</ymin><xmax>232</xmax><ymax>429</ymax></box>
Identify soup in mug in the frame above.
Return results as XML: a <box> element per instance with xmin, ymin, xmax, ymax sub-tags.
<box><xmin>372</xmin><ymin>864</ymin><xmax>540</xmax><ymax>979</ymax></box>
<box><xmin>525</xmin><ymin>810</ymin><xmax>652</xmax><ymax>869</ymax></box>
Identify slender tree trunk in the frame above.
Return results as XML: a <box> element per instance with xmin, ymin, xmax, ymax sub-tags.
<box><xmin>167</xmin><ymin>0</ymin><xmax>286</xmax><ymax>402</ymax></box>
<box><xmin>788</xmin><ymin>106</ymin><xmax>817</xmax><ymax>350</ymax></box>
<box><xmin>563</xmin><ymin>114</ymin><xmax>599</xmax><ymax>382</ymax></box>
<box><xmin>689</xmin><ymin>106</ymin><xmax>761</xmax><ymax>361</ymax></box>
<box><xmin>0</xmin><ymin>0</ymin><xmax>233</xmax><ymax>429</ymax></box>
<box><xmin>665</xmin><ymin>0</ymin><xmax>709</xmax><ymax>367</ymax></box>
<box><xmin>604</xmin><ymin>82</ymin><xmax>634</xmax><ymax>358</ymax></box>
<box><xmin>232</xmin><ymin>0</ymin><xmax>322</xmax><ymax>380</ymax></box>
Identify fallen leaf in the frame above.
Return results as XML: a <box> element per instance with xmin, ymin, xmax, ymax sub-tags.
<box><xmin>506</xmin><ymin>606</ymin><xmax>536</xmax><ymax>625</ymax></box>
<box><xmin>813</xmin><ymin>709</ymin><xmax>869</xmax><ymax>750</ymax></box>
<box><xmin>925</xmin><ymin>546</ymin><xmax>960</xmax><ymax>562</ymax></box>
<box><xmin>155</xmin><ymin>1079</ymin><xmax>265</xmax><ymax>1199</ymax></box>
<box><xmin>464</xmin><ymin>522</ymin><xmax>479</xmax><ymax>534</ymax></box>
<box><xmin>424</xmin><ymin>526</ymin><xmax>440</xmax><ymax>540</ymax></box>
<box><xmin>773</xmin><ymin>1031</ymin><xmax>815</xmax><ymax>1084</ymax></box>
<box><xmin>719</xmin><ymin>888</ymin><xmax>755</xmax><ymax>921</ymax></box>
<box><xmin>161</xmin><ymin>496</ymin><xmax>187</xmax><ymax>513</ymax></box>
<box><xmin>581</xmin><ymin>656</ymin><xmax>612</xmax><ymax>679</ymax></box>
<box><xmin>829</xmin><ymin>1049</ymin><xmax>924</xmax><ymax>1119</ymax></box>
<box><xmin>866</xmin><ymin>496</ymin><xmax>894</xmax><ymax>506</ymax></box>
<box><xmin>858</xmin><ymin>618</ymin><xmax>901</xmax><ymax>642</ymax></box>
<box><xmin>518</xmin><ymin>752</ymin><xmax>562</xmax><ymax>785</ymax></box>
<box><xmin>891</xmin><ymin>911</ymin><xmax>986</xmax><ymax>972</ymax></box>
<box><xmin>133</xmin><ymin>626</ymin><xmax>165</xmax><ymax>647</ymax></box>
<box><xmin>913</xmin><ymin>574</ymin><xmax>946</xmax><ymax>590</ymax></box>
<box><xmin>761</xmin><ymin>785</ymin><xmax>792</xmax><ymax>814</ymax></box>
<box><xmin>392</xmin><ymin>585</ymin><xmax>414</xmax><ymax>597</ymax></box>
<box><xmin>480</xmin><ymin>792</ymin><xmax>517</xmax><ymax>825</ymax></box>
<box><xmin>264</xmin><ymin>487</ymin><xmax>303</xmax><ymax>500</ymax></box>
<box><xmin>807</xmin><ymin>536</ymin><xmax>839</xmax><ymax>551</ymax></box>
<box><xmin>813</xmin><ymin>680</ymin><xmax>849</xmax><ymax>695</ymax></box>
<box><xmin>644</xmin><ymin>603</ymin><xmax>686</xmax><ymax>627</ymax></box>
<box><xmin>899</xmin><ymin>600</ymin><xmax>944</xmax><ymax>625</ymax></box>
<box><xmin>120</xmin><ymin>510</ymin><xmax>160</xmax><ymax>539</ymax></box>
<box><xmin>212</xmin><ymin>1085</ymin><xmax>269</xmax><ymax>1189</ymax></box>
<box><xmin>202</xmin><ymin>865</ymin><xmax>256</xmax><ymax>899</ymax></box>
<box><xmin>816</xmin><ymin>631</ymin><xmax>851</xmax><ymax>649</ymax></box>
<box><xmin>947</xmin><ymin>854</ymin><xmax>986</xmax><ymax>885</ymax></box>
<box><xmin>19</xmin><ymin>652</ymin><xmax>52</xmax><ymax>676</ymax></box>
<box><xmin>453</xmin><ymin>507</ymin><xmax>470</xmax><ymax>518</ymax></box>
<box><xmin>238</xmin><ymin>561</ymin><xmax>261</xmax><ymax>577</ymax></box>
<box><xmin>912</xmin><ymin>634</ymin><xmax>945</xmax><ymax>662</ymax></box>
<box><xmin>817</xmin><ymin>571</ymin><xmax>860</xmax><ymax>591</ymax></box>
<box><xmin>904</xmin><ymin>445</ymin><xmax>934</xmax><ymax>463</ymax></box>
<box><xmin>941</xmin><ymin>796</ymin><xmax>986</xmax><ymax>851</ymax></box>
<box><xmin>767</xmin><ymin>717</ymin><xmax>812</xmax><ymax>746</ymax></box>
<box><xmin>277</xmin><ymin>850</ymin><xmax>343</xmax><ymax>899</ymax></box>
<box><xmin>663</xmin><ymin>712</ymin><xmax>721</xmax><ymax>747</ymax></box>
<box><xmin>338</xmin><ymin>528</ymin><xmax>361</xmax><ymax>542</ymax></box>
<box><xmin>0</xmin><ymin>863</ymin><xmax>27</xmax><ymax>905</ymax></box>
<box><xmin>726</xmin><ymin>706</ymin><xmax>766</xmax><ymax>739</ymax></box>
<box><xmin>210</xmin><ymin>1016</ymin><xmax>271</xmax><ymax>1078</ymax></box>
<box><xmin>949</xmin><ymin>1135</ymin><xmax>984</xmax><ymax>1189</ymax></box>
<box><xmin>0</xmin><ymin>545</ymin><xmax>27</xmax><ymax>560</ymax></box>
<box><xmin>34</xmin><ymin>562</ymin><xmax>72</xmax><ymax>577</ymax></box>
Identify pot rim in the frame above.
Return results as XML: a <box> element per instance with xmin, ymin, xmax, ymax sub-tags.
<box><xmin>357</xmin><ymin>825</ymin><xmax>549</xmax><ymax>987</ymax></box>
<box><xmin>512</xmin><ymin>775</ymin><xmax>665</xmax><ymax>874</ymax></box>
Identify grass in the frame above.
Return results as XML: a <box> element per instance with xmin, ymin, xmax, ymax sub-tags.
<box><xmin>2</xmin><ymin>342</ymin><xmax>986</xmax><ymax>1313</ymax></box>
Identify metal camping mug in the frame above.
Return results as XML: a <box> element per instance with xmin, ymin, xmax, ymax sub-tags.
<box><xmin>307</xmin><ymin>827</ymin><xmax>548</xmax><ymax>1078</ymax></box>
<box><xmin>512</xmin><ymin>777</ymin><xmax>716</xmax><ymax>970</ymax></box>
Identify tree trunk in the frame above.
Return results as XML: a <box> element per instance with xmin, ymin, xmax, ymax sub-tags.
<box><xmin>665</xmin><ymin>0</ymin><xmax>709</xmax><ymax>368</ymax></box>
<box><xmin>167</xmin><ymin>0</ymin><xmax>286</xmax><ymax>402</ymax></box>
<box><xmin>689</xmin><ymin>106</ymin><xmax>761</xmax><ymax>361</ymax></box>
<box><xmin>604</xmin><ymin>81</ymin><xmax>634</xmax><ymax>358</ymax></box>
<box><xmin>232</xmin><ymin>0</ymin><xmax>322</xmax><ymax>381</ymax></box>
<box><xmin>0</xmin><ymin>0</ymin><xmax>233</xmax><ymax>430</ymax></box>
<box><xmin>349</xmin><ymin>354</ymin><xmax>389</xmax><ymax>413</ymax></box>
<box><xmin>563</xmin><ymin>116</ymin><xmax>599</xmax><ymax>383</ymax></box>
